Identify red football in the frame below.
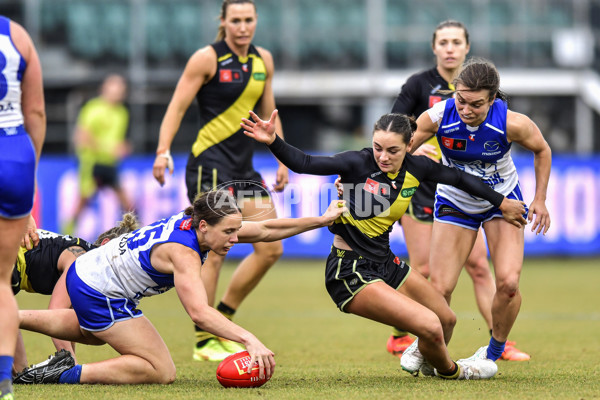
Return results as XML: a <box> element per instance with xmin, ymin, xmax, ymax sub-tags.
<box><xmin>216</xmin><ymin>351</ymin><xmax>271</xmax><ymax>388</ymax></box>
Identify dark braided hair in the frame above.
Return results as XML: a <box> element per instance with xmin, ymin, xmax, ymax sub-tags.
<box><xmin>373</xmin><ymin>113</ymin><xmax>417</xmax><ymax>144</ymax></box>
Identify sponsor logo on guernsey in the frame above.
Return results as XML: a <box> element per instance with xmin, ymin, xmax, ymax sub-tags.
<box><xmin>363</xmin><ymin>178</ymin><xmax>379</xmax><ymax>195</ymax></box>
<box><xmin>349</xmin><ymin>278</ymin><xmax>358</xmax><ymax>286</ymax></box>
<box><xmin>253</xmin><ymin>72</ymin><xmax>266</xmax><ymax>81</ymax></box>
<box><xmin>429</xmin><ymin>95</ymin><xmax>442</xmax><ymax>108</ymax></box>
<box><xmin>220</xmin><ymin>58</ymin><xmax>233</xmax><ymax>66</ymax></box>
<box><xmin>469</xmin><ymin>133</ymin><xmax>476</xmax><ymax>141</ymax></box>
<box><xmin>0</xmin><ymin>103</ymin><xmax>15</xmax><ymax>112</ymax></box>
<box><xmin>441</xmin><ymin>137</ymin><xmax>467</xmax><ymax>151</ymax></box>
<box><xmin>393</xmin><ymin>256</ymin><xmax>401</xmax><ymax>265</ymax></box>
<box><xmin>370</xmin><ymin>171</ymin><xmax>382</xmax><ymax>178</ymax></box>
<box><xmin>336</xmin><ymin>249</ymin><xmax>346</xmax><ymax>258</ymax></box>
<box><xmin>401</xmin><ymin>187</ymin><xmax>417</xmax><ymax>198</ymax></box>
<box><xmin>219</xmin><ymin>69</ymin><xmax>242</xmax><ymax>83</ymax></box>
<box><xmin>180</xmin><ymin>219</ymin><xmax>192</xmax><ymax>231</ymax></box>
<box><xmin>482</xmin><ymin>140</ymin><xmax>502</xmax><ymax>156</ymax></box>
<box><xmin>242</xmin><ymin>64</ymin><xmax>248</xmax><ymax>72</ymax></box>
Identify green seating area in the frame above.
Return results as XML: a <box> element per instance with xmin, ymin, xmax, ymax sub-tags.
<box><xmin>34</xmin><ymin>0</ymin><xmax>579</xmax><ymax>69</ymax></box>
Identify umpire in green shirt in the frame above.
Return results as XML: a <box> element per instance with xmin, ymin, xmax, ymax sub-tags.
<box><xmin>65</xmin><ymin>74</ymin><xmax>133</xmax><ymax>235</ymax></box>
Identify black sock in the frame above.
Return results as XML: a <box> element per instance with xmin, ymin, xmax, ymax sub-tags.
<box><xmin>194</xmin><ymin>324</ymin><xmax>215</xmax><ymax>347</ymax></box>
<box><xmin>217</xmin><ymin>301</ymin><xmax>236</xmax><ymax>320</ymax></box>
<box><xmin>437</xmin><ymin>361</ymin><xmax>460</xmax><ymax>379</ymax></box>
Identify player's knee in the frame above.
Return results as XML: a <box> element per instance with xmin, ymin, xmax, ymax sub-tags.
<box><xmin>413</xmin><ymin>263</ymin><xmax>430</xmax><ymax>279</ymax></box>
<box><xmin>496</xmin><ymin>275</ymin><xmax>520</xmax><ymax>298</ymax></box>
<box><xmin>156</xmin><ymin>362</ymin><xmax>176</xmax><ymax>384</ymax></box>
<box><xmin>465</xmin><ymin>258</ymin><xmax>490</xmax><ymax>279</ymax></box>
<box><xmin>414</xmin><ymin>311</ymin><xmax>445</xmax><ymax>343</ymax></box>
<box><xmin>438</xmin><ymin>307</ymin><xmax>456</xmax><ymax>332</ymax></box>
<box><xmin>431</xmin><ymin>281</ymin><xmax>453</xmax><ymax>301</ymax></box>
<box><xmin>419</xmin><ymin>319</ymin><xmax>446</xmax><ymax>345</ymax></box>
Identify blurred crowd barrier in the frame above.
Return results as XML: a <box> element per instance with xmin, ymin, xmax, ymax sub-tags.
<box><xmin>36</xmin><ymin>153</ymin><xmax>600</xmax><ymax>258</ymax></box>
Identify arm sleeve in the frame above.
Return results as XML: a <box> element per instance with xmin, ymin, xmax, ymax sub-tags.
<box><xmin>391</xmin><ymin>78</ymin><xmax>418</xmax><ymax>116</ymax></box>
<box><xmin>267</xmin><ymin>135</ymin><xmax>358</xmax><ymax>176</ymax></box>
<box><xmin>423</xmin><ymin>158</ymin><xmax>504</xmax><ymax>207</ymax></box>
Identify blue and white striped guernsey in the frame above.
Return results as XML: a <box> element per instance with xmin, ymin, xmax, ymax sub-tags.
<box><xmin>74</xmin><ymin>212</ymin><xmax>208</xmax><ymax>303</ymax></box>
<box><xmin>0</xmin><ymin>16</ymin><xmax>25</xmax><ymax>128</ymax></box>
<box><xmin>428</xmin><ymin>98</ymin><xmax>518</xmax><ymax>213</ymax></box>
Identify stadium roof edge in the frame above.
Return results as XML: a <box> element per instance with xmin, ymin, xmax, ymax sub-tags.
<box><xmin>273</xmin><ymin>69</ymin><xmax>590</xmax><ymax>98</ymax></box>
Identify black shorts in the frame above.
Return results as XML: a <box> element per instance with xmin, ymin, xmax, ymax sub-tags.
<box><xmin>405</xmin><ymin>201</ymin><xmax>434</xmax><ymax>223</ymax></box>
<box><xmin>325</xmin><ymin>247</ymin><xmax>411</xmax><ymax>312</ymax></box>
<box><xmin>185</xmin><ymin>160</ymin><xmax>269</xmax><ymax>204</ymax></box>
<box><xmin>92</xmin><ymin>164</ymin><xmax>119</xmax><ymax>188</ymax></box>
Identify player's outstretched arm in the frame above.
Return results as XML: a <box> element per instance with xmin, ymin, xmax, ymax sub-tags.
<box><xmin>168</xmin><ymin>244</ymin><xmax>274</xmax><ymax>379</ymax></box>
<box><xmin>241</xmin><ymin>109</ymin><xmax>279</xmax><ymax>145</ymax></box>
<box><xmin>238</xmin><ymin>200</ymin><xmax>347</xmax><ymax>243</ymax></box>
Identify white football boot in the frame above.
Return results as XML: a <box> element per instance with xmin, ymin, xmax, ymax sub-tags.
<box><xmin>400</xmin><ymin>338</ymin><xmax>424</xmax><ymax>376</ymax></box>
<box><xmin>453</xmin><ymin>346</ymin><xmax>498</xmax><ymax>380</ymax></box>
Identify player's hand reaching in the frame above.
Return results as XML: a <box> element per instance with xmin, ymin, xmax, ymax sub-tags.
<box><xmin>153</xmin><ymin>150</ymin><xmax>174</xmax><ymax>187</ymax></box>
<box><xmin>499</xmin><ymin>198</ymin><xmax>528</xmax><ymax>228</ymax></box>
<box><xmin>272</xmin><ymin>164</ymin><xmax>289</xmax><ymax>192</ymax></box>
<box><xmin>244</xmin><ymin>338</ymin><xmax>275</xmax><ymax>380</ymax></box>
<box><xmin>334</xmin><ymin>176</ymin><xmax>344</xmax><ymax>198</ymax></box>
<box><xmin>321</xmin><ymin>200</ymin><xmax>348</xmax><ymax>225</ymax></box>
<box><xmin>527</xmin><ymin>197</ymin><xmax>551</xmax><ymax>235</ymax></box>
<box><xmin>242</xmin><ymin>109</ymin><xmax>278</xmax><ymax>145</ymax></box>
<box><xmin>22</xmin><ymin>215</ymin><xmax>39</xmax><ymax>250</ymax></box>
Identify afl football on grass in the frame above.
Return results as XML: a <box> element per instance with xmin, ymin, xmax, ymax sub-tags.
<box><xmin>216</xmin><ymin>351</ymin><xmax>271</xmax><ymax>388</ymax></box>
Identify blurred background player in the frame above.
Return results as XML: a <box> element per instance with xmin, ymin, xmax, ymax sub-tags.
<box><xmin>0</xmin><ymin>14</ymin><xmax>46</xmax><ymax>400</ymax></box>
<box><xmin>64</xmin><ymin>74</ymin><xmax>133</xmax><ymax>235</ymax></box>
<box><xmin>152</xmin><ymin>0</ymin><xmax>289</xmax><ymax>361</ymax></box>
<box><xmin>388</xmin><ymin>20</ymin><xmax>529</xmax><ymax>361</ymax></box>
<box><xmin>410</xmin><ymin>57</ymin><xmax>551</xmax><ymax>368</ymax></box>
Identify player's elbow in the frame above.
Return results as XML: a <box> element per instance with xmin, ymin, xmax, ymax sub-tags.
<box><xmin>189</xmin><ymin>305</ymin><xmax>215</xmax><ymax>331</ymax></box>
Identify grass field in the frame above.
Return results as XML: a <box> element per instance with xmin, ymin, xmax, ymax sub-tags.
<box><xmin>14</xmin><ymin>258</ymin><xmax>600</xmax><ymax>399</ymax></box>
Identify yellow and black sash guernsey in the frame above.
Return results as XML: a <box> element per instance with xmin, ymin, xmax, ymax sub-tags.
<box><xmin>11</xmin><ymin>230</ymin><xmax>95</xmax><ymax>295</ymax></box>
<box><xmin>191</xmin><ymin>40</ymin><xmax>267</xmax><ymax>173</ymax></box>
<box><xmin>267</xmin><ymin>136</ymin><xmax>504</xmax><ymax>262</ymax></box>
<box><xmin>391</xmin><ymin>67</ymin><xmax>453</xmax><ymax>209</ymax></box>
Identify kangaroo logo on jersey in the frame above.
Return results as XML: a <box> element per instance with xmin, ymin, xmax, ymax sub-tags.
<box><xmin>441</xmin><ymin>137</ymin><xmax>467</xmax><ymax>151</ymax></box>
<box><xmin>220</xmin><ymin>69</ymin><xmax>243</xmax><ymax>83</ymax></box>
